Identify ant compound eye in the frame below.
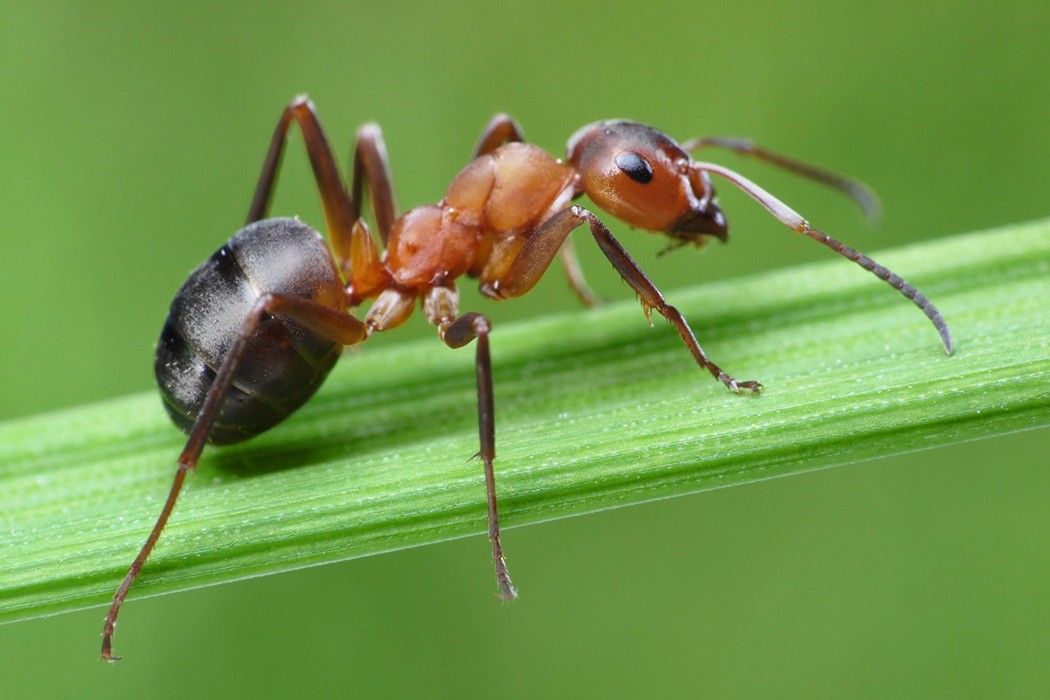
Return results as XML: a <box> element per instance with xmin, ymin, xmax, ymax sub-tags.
<box><xmin>615</xmin><ymin>151</ymin><xmax>654</xmax><ymax>184</ymax></box>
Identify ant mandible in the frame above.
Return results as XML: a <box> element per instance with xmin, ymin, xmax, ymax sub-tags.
<box><xmin>100</xmin><ymin>96</ymin><xmax>953</xmax><ymax>661</ymax></box>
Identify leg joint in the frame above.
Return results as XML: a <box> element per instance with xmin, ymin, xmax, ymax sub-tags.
<box><xmin>289</xmin><ymin>93</ymin><xmax>313</xmax><ymax>111</ymax></box>
<box><xmin>440</xmin><ymin>312</ymin><xmax>491</xmax><ymax>349</ymax></box>
<box><xmin>472</xmin><ymin>313</ymin><xmax>491</xmax><ymax>336</ymax></box>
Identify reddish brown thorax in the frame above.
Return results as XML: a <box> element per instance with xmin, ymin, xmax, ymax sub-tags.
<box><xmin>366</xmin><ymin>142</ymin><xmax>576</xmax><ymax>316</ymax></box>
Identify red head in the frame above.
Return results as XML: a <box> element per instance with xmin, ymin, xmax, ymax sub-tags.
<box><xmin>566</xmin><ymin>120</ymin><xmax>727</xmax><ymax>245</ymax></box>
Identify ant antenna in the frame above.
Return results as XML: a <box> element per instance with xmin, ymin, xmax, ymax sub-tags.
<box><xmin>683</xmin><ymin>136</ymin><xmax>883</xmax><ymax>222</ymax></box>
<box><xmin>693</xmin><ymin>161</ymin><xmax>953</xmax><ymax>354</ymax></box>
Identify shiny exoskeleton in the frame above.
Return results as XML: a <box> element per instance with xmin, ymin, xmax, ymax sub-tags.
<box><xmin>156</xmin><ymin>219</ymin><xmax>344</xmax><ymax>444</ymax></box>
<box><xmin>102</xmin><ymin>97</ymin><xmax>953</xmax><ymax>661</ymax></box>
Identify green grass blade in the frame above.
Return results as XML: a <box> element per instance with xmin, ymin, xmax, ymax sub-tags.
<box><xmin>1</xmin><ymin>219</ymin><xmax>1048</xmax><ymax>624</ymax></box>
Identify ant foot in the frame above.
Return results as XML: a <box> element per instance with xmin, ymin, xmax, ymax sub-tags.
<box><xmin>724</xmin><ymin>377</ymin><xmax>763</xmax><ymax>395</ymax></box>
<box><xmin>497</xmin><ymin>579</ymin><xmax>519</xmax><ymax>601</ymax></box>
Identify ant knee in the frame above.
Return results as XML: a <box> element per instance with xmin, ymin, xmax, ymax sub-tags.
<box><xmin>440</xmin><ymin>312</ymin><xmax>490</xmax><ymax>349</ymax></box>
<box><xmin>471</xmin><ymin>313</ymin><xmax>491</xmax><ymax>336</ymax></box>
<box><xmin>289</xmin><ymin>94</ymin><xmax>313</xmax><ymax>110</ymax></box>
<box><xmin>357</xmin><ymin>122</ymin><xmax>384</xmax><ymax>144</ymax></box>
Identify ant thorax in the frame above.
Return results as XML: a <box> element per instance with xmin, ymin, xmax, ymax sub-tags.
<box><xmin>383</xmin><ymin>142</ymin><xmax>575</xmax><ymax>293</ymax></box>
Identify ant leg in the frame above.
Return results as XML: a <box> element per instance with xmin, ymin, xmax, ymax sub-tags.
<box><xmin>472</xmin><ymin>113</ymin><xmax>524</xmax><ymax>158</ymax></box>
<box><xmin>346</xmin><ymin>219</ymin><xmax>391</xmax><ymax>305</ymax></box>
<box><xmin>559</xmin><ymin>237</ymin><xmax>600</xmax><ymax>308</ymax></box>
<box><xmin>578</xmin><ymin>208</ymin><xmax>762</xmax><ymax>393</ymax></box>
<box><xmin>101</xmin><ymin>295</ymin><xmax>368</xmax><ymax>662</ymax></box>
<box><xmin>470</xmin><ymin>115</ymin><xmax>598</xmax><ymax>307</ymax></box>
<box><xmin>482</xmin><ymin>208</ymin><xmax>759</xmax><ymax>394</ymax></box>
<box><xmin>424</xmin><ymin>287</ymin><xmax>517</xmax><ymax>600</ymax></box>
<box><xmin>247</xmin><ymin>96</ymin><xmax>355</xmax><ymax>264</ymax></box>
<box><xmin>348</xmin><ymin>123</ymin><xmax>398</xmax><ymax>245</ymax></box>
<box><xmin>693</xmin><ymin>161</ymin><xmax>953</xmax><ymax>354</ymax></box>
<box><xmin>246</xmin><ymin>97</ymin><xmax>399</xmax><ymax>267</ymax></box>
<box><xmin>682</xmin><ymin>136</ymin><xmax>881</xmax><ymax>221</ymax></box>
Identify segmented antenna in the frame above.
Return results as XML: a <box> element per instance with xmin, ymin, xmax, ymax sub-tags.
<box><xmin>802</xmin><ymin>226</ymin><xmax>954</xmax><ymax>354</ymax></box>
<box><xmin>694</xmin><ymin>161</ymin><xmax>953</xmax><ymax>354</ymax></box>
<box><xmin>684</xmin><ymin>136</ymin><xmax>883</xmax><ymax>222</ymax></box>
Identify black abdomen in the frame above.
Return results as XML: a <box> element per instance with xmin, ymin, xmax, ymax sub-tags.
<box><xmin>155</xmin><ymin>218</ymin><xmax>346</xmax><ymax>444</ymax></box>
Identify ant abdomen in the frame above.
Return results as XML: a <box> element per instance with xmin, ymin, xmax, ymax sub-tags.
<box><xmin>155</xmin><ymin>218</ymin><xmax>344</xmax><ymax>444</ymax></box>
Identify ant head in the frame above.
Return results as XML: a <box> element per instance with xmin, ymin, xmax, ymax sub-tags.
<box><xmin>566</xmin><ymin>120</ymin><xmax>727</xmax><ymax>245</ymax></box>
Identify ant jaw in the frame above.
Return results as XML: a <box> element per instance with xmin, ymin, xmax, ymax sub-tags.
<box><xmin>671</xmin><ymin>201</ymin><xmax>729</xmax><ymax>244</ymax></box>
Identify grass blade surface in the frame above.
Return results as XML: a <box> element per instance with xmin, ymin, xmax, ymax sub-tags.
<box><xmin>1</xmin><ymin>219</ymin><xmax>1047</xmax><ymax>623</ymax></box>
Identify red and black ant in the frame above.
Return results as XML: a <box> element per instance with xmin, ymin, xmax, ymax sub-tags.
<box><xmin>101</xmin><ymin>96</ymin><xmax>953</xmax><ymax>661</ymax></box>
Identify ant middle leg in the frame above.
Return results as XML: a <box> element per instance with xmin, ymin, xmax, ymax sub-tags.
<box><xmin>481</xmin><ymin>207</ymin><xmax>761</xmax><ymax>394</ymax></box>
<box><xmin>424</xmin><ymin>286</ymin><xmax>517</xmax><ymax>601</ymax></box>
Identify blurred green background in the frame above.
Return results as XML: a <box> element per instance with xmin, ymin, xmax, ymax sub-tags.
<box><xmin>1</xmin><ymin>1</ymin><xmax>1047</xmax><ymax>697</ymax></box>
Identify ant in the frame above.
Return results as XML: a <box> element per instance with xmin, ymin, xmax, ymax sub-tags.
<box><xmin>100</xmin><ymin>96</ymin><xmax>953</xmax><ymax>661</ymax></box>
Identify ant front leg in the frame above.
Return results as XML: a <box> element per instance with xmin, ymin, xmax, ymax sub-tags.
<box><xmin>247</xmin><ymin>96</ymin><xmax>399</xmax><ymax>267</ymax></box>
<box><xmin>472</xmin><ymin>114</ymin><xmax>598</xmax><ymax>307</ymax></box>
<box><xmin>424</xmin><ymin>286</ymin><xmax>517</xmax><ymax>600</ymax></box>
<box><xmin>483</xmin><ymin>207</ymin><xmax>761</xmax><ymax>394</ymax></box>
<box><xmin>101</xmin><ymin>295</ymin><xmax>369</xmax><ymax>662</ymax></box>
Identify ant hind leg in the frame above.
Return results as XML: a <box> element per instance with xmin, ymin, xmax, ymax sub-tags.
<box><xmin>101</xmin><ymin>294</ymin><xmax>369</xmax><ymax>662</ymax></box>
<box><xmin>247</xmin><ymin>96</ymin><xmax>400</xmax><ymax>268</ymax></box>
